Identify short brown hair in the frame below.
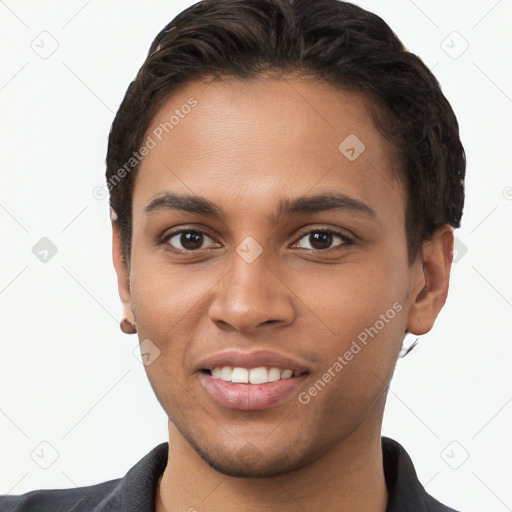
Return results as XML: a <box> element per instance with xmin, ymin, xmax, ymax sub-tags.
<box><xmin>106</xmin><ymin>0</ymin><xmax>466</xmax><ymax>264</ymax></box>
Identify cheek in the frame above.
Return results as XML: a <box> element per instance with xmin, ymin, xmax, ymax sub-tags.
<box><xmin>302</xmin><ymin>295</ymin><xmax>406</xmax><ymax>433</ymax></box>
<box><xmin>128</xmin><ymin>255</ymin><xmax>226</xmax><ymax>381</ymax></box>
<box><xmin>301</xmin><ymin>251</ymin><xmax>409</xmax><ymax>395</ymax></box>
<box><xmin>130</xmin><ymin>251</ymin><xmax>209</xmax><ymax>330</ymax></box>
<box><xmin>129</xmin><ymin>264</ymin><xmax>206</xmax><ymax>413</ymax></box>
<box><xmin>129</xmin><ymin>259</ymin><xmax>188</xmax><ymax>366</ymax></box>
<box><xmin>296</xmin><ymin>253</ymin><xmax>408</xmax><ymax>343</ymax></box>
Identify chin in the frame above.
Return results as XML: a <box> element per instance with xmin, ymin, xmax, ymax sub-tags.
<box><xmin>196</xmin><ymin>446</ymin><xmax>305</xmax><ymax>479</ymax></box>
<box><xmin>175</xmin><ymin>420</ymin><xmax>312</xmax><ymax>479</ymax></box>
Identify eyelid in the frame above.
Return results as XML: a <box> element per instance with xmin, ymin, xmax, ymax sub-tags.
<box><xmin>160</xmin><ymin>228</ymin><xmax>218</xmax><ymax>251</ymax></box>
<box><xmin>291</xmin><ymin>226</ymin><xmax>355</xmax><ymax>250</ymax></box>
<box><xmin>160</xmin><ymin>225</ymin><xmax>355</xmax><ymax>253</ymax></box>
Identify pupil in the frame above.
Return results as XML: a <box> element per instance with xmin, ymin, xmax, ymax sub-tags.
<box><xmin>181</xmin><ymin>232</ymin><xmax>203</xmax><ymax>250</ymax></box>
<box><xmin>310</xmin><ymin>232</ymin><xmax>332</xmax><ymax>250</ymax></box>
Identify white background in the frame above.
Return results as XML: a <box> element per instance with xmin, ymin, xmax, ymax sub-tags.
<box><xmin>0</xmin><ymin>1</ymin><xmax>511</xmax><ymax>510</ymax></box>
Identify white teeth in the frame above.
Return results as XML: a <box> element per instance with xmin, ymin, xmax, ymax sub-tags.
<box><xmin>249</xmin><ymin>367</ymin><xmax>268</xmax><ymax>384</ymax></box>
<box><xmin>210</xmin><ymin>366</ymin><xmax>296</xmax><ymax>384</ymax></box>
<box><xmin>268</xmin><ymin>368</ymin><xmax>281</xmax><ymax>382</ymax></box>
<box><xmin>231</xmin><ymin>367</ymin><xmax>249</xmax><ymax>383</ymax></box>
<box><xmin>211</xmin><ymin>367</ymin><xmax>223</xmax><ymax>378</ymax></box>
<box><xmin>220</xmin><ymin>366</ymin><xmax>233</xmax><ymax>381</ymax></box>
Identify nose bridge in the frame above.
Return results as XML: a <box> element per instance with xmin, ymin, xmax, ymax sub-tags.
<box><xmin>230</xmin><ymin>247</ymin><xmax>273</xmax><ymax>302</ymax></box>
<box><xmin>209</xmin><ymin>240</ymin><xmax>294</xmax><ymax>332</ymax></box>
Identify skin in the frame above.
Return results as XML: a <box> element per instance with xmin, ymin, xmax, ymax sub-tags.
<box><xmin>112</xmin><ymin>75</ymin><xmax>454</xmax><ymax>512</ymax></box>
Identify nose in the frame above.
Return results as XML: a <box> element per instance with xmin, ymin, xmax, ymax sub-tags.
<box><xmin>208</xmin><ymin>250</ymin><xmax>295</xmax><ymax>334</ymax></box>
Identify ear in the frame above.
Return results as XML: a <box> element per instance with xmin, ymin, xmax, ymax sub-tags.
<box><xmin>406</xmin><ymin>225</ymin><xmax>454</xmax><ymax>336</ymax></box>
<box><xmin>112</xmin><ymin>221</ymin><xmax>134</xmax><ymax>324</ymax></box>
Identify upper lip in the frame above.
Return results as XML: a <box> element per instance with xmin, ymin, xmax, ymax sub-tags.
<box><xmin>196</xmin><ymin>350</ymin><xmax>310</xmax><ymax>373</ymax></box>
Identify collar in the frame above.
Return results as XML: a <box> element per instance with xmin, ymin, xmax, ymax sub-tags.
<box><xmin>118</xmin><ymin>437</ymin><xmax>458</xmax><ymax>512</ymax></box>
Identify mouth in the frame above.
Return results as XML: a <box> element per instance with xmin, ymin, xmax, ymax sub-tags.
<box><xmin>197</xmin><ymin>356</ymin><xmax>310</xmax><ymax>410</ymax></box>
<box><xmin>200</xmin><ymin>366</ymin><xmax>308</xmax><ymax>384</ymax></box>
<box><xmin>195</xmin><ymin>349</ymin><xmax>311</xmax><ymax>410</ymax></box>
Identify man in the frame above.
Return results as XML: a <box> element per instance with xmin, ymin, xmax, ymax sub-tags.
<box><xmin>0</xmin><ymin>0</ymin><xmax>465</xmax><ymax>510</ymax></box>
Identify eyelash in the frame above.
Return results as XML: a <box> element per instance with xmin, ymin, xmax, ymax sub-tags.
<box><xmin>160</xmin><ymin>227</ymin><xmax>355</xmax><ymax>254</ymax></box>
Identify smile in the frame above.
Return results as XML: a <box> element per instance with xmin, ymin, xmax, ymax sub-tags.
<box><xmin>199</xmin><ymin>370</ymin><xmax>309</xmax><ymax>411</ymax></box>
<box><xmin>208</xmin><ymin>366</ymin><xmax>299</xmax><ymax>384</ymax></box>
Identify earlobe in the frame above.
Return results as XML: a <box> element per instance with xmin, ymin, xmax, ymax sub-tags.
<box><xmin>120</xmin><ymin>317</ymin><xmax>137</xmax><ymax>334</ymax></box>
<box><xmin>406</xmin><ymin>225</ymin><xmax>454</xmax><ymax>336</ymax></box>
<box><xmin>112</xmin><ymin>222</ymin><xmax>135</xmax><ymax>326</ymax></box>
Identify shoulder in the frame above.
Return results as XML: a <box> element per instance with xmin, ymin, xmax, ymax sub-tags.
<box><xmin>0</xmin><ymin>478</ymin><xmax>122</xmax><ymax>512</ymax></box>
<box><xmin>0</xmin><ymin>442</ymin><xmax>169</xmax><ymax>512</ymax></box>
<box><xmin>382</xmin><ymin>436</ymin><xmax>464</xmax><ymax>512</ymax></box>
<box><xmin>423</xmin><ymin>493</ymin><xmax>462</xmax><ymax>512</ymax></box>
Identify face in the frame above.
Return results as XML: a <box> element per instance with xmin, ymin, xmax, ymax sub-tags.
<box><xmin>113</xmin><ymin>75</ymin><xmax>447</xmax><ymax>477</ymax></box>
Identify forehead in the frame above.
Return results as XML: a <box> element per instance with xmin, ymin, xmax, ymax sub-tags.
<box><xmin>133</xmin><ymin>75</ymin><xmax>405</xmax><ymax>227</ymax></box>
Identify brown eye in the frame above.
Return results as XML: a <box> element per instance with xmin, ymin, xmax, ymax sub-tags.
<box><xmin>295</xmin><ymin>229</ymin><xmax>354</xmax><ymax>251</ymax></box>
<box><xmin>165</xmin><ymin>230</ymin><xmax>216</xmax><ymax>251</ymax></box>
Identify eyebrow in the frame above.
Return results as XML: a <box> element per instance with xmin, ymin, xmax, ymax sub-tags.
<box><xmin>144</xmin><ymin>191</ymin><xmax>377</xmax><ymax>221</ymax></box>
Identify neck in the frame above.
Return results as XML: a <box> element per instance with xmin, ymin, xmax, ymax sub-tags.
<box><xmin>156</xmin><ymin>416</ymin><xmax>388</xmax><ymax>512</ymax></box>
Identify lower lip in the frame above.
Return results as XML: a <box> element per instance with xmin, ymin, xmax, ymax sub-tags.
<box><xmin>198</xmin><ymin>372</ymin><xmax>308</xmax><ymax>411</ymax></box>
